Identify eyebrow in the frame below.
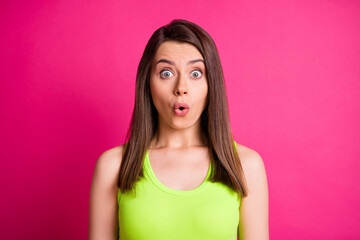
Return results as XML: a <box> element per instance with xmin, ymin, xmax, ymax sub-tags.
<box><xmin>155</xmin><ymin>58</ymin><xmax>204</xmax><ymax>66</ymax></box>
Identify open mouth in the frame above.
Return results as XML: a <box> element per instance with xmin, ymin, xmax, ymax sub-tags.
<box><xmin>173</xmin><ymin>103</ymin><xmax>190</xmax><ymax>116</ymax></box>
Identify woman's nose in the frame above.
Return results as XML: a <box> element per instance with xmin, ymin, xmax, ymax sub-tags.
<box><xmin>174</xmin><ymin>74</ymin><xmax>188</xmax><ymax>96</ymax></box>
<box><xmin>174</xmin><ymin>87</ymin><xmax>188</xmax><ymax>96</ymax></box>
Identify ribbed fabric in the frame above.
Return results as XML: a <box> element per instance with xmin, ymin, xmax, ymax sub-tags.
<box><xmin>117</xmin><ymin>141</ymin><xmax>241</xmax><ymax>240</ymax></box>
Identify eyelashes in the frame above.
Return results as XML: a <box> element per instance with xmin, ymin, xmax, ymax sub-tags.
<box><xmin>191</xmin><ymin>70</ymin><xmax>202</xmax><ymax>78</ymax></box>
<box><xmin>160</xmin><ymin>69</ymin><xmax>174</xmax><ymax>78</ymax></box>
<box><xmin>159</xmin><ymin>69</ymin><xmax>203</xmax><ymax>79</ymax></box>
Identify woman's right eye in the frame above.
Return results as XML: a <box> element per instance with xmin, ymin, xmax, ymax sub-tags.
<box><xmin>160</xmin><ymin>70</ymin><xmax>174</xmax><ymax>78</ymax></box>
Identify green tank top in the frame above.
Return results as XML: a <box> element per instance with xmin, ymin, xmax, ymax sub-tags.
<box><xmin>117</xmin><ymin>141</ymin><xmax>241</xmax><ymax>239</ymax></box>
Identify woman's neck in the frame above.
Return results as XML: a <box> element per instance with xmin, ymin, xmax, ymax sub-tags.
<box><xmin>150</xmin><ymin>119</ymin><xmax>207</xmax><ymax>149</ymax></box>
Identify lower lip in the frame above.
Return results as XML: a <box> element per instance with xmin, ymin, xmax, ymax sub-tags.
<box><xmin>174</xmin><ymin>108</ymin><xmax>189</xmax><ymax>116</ymax></box>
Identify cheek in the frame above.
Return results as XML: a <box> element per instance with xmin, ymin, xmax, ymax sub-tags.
<box><xmin>197</xmin><ymin>82</ymin><xmax>209</xmax><ymax>104</ymax></box>
<box><xmin>150</xmin><ymin>80</ymin><xmax>168</xmax><ymax>109</ymax></box>
<box><xmin>204</xmin><ymin>84</ymin><xmax>209</xmax><ymax>98</ymax></box>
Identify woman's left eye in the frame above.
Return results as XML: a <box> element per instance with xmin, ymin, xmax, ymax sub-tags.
<box><xmin>191</xmin><ymin>70</ymin><xmax>202</xmax><ymax>79</ymax></box>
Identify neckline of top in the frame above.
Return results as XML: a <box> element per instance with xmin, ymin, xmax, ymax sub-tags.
<box><xmin>143</xmin><ymin>148</ymin><xmax>212</xmax><ymax>196</ymax></box>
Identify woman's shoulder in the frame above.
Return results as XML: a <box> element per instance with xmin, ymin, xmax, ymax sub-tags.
<box><xmin>235</xmin><ymin>142</ymin><xmax>261</xmax><ymax>160</ymax></box>
<box><xmin>234</xmin><ymin>142</ymin><xmax>266</xmax><ymax>179</ymax></box>
<box><xmin>93</xmin><ymin>144</ymin><xmax>126</xmax><ymax>180</ymax></box>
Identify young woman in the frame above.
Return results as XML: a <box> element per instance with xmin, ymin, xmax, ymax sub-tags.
<box><xmin>89</xmin><ymin>19</ymin><xmax>269</xmax><ymax>240</ymax></box>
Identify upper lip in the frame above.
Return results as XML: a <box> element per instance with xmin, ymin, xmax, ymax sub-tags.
<box><xmin>173</xmin><ymin>102</ymin><xmax>190</xmax><ymax>110</ymax></box>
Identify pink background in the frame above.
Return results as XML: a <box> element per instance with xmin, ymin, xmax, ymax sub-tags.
<box><xmin>1</xmin><ymin>0</ymin><xmax>359</xmax><ymax>239</ymax></box>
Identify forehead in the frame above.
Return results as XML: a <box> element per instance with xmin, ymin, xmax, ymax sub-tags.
<box><xmin>154</xmin><ymin>41</ymin><xmax>203</xmax><ymax>61</ymax></box>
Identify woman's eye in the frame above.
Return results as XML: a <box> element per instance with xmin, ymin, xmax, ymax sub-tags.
<box><xmin>160</xmin><ymin>70</ymin><xmax>174</xmax><ymax>78</ymax></box>
<box><xmin>191</xmin><ymin>70</ymin><xmax>202</xmax><ymax>79</ymax></box>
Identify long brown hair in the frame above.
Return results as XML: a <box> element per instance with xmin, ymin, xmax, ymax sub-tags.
<box><xmin>118</xmin><ymin>19</ymin><xmax>248</xmax><ymax>198</ymax></box>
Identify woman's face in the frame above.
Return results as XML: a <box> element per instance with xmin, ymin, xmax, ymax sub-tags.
<box><xmin>150</xmin><ymin>41</ymin><xmax>208</xmax><ymax>130</ymax></box>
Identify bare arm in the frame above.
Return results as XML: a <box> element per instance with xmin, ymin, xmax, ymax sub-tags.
<box><xmin>89</xmin><ymin>145</ymin><xmax>124</xmax><ymax>240</ymax></box>
<box><xmin>237</xmin><ymin>144</ymin><xmax>269</xmax><ymax>240</ymax></box>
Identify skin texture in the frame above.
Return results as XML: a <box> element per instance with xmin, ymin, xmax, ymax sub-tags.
<box><xmin>88</xmin><ymin>41</ymin><xmax>269</xmax><ymax>240</ymax></box>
